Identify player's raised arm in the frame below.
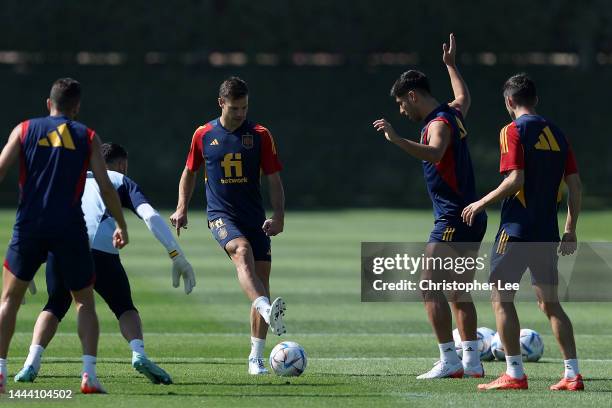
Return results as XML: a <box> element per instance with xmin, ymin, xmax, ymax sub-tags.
<box><xmin>443</xmin><ymin>33</ymin><xmax>471</xmax><ymax>117</ymax></box>
<box><xmin>373</xmin><ymin>118</ymin><xmax>450</xmax><ymax>163</ymax></box>
<box><xmin>0</xmin><ymin>125</ymin><xmax>22</xmax><ymax>183</ymax></box>
<box><xmin>262</xmin><ymin>172</ymin><xmax>285</xmax><ymax>236</ymax></box>
<box><xmin>90</xmin><ymin>135</ymin><xmax>129</xmax><ymax>248</ymax></box>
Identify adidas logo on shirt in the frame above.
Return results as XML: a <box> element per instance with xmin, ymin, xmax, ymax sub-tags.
<box><xmin>210</xmin><ymin>139</ymin><xmax>219</xmax><ymax>145</ymax></box>
<box><xmin>38</xmin><ymin>123</ymin><xmax>76</xmax><ymax>150</ymax></box>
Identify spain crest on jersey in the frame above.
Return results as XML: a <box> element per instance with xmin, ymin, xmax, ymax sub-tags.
<box><xmin>242</xmin><ymin>133</ymin><xmax>254</xmax><ymax>149</ymax></box>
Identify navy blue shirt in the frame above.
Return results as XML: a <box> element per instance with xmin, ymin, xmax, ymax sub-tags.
<box><xmin>14</xmin><ymin>115</ymin><xmax>94</xmax><ymax>237</ymax></box>
<box><xmin>420</xmin><ymin>104</ymin><xmax>484</xmax><ymax>223</ymax></box>
<box><xmin>186</xmin><ymin>119</ymin><xmax>282</xmax><ymax>227</ymax></box>
<box><xmin>498</xmin><ymin>114</ymin><xmax>578</xmax><ymax>241</ymax></box>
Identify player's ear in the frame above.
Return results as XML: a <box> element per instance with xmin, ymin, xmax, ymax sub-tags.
<box><xmin>46</xmin><ymin>98</ymin><xmax>52</xmax><ymax>113</ymax></box>
<box><xmin>408</xmin><ymin>90</ymin><xmax>417</xmax><ymax>104</ymax></box>
<box><xmin>533</xmin><ymin>95</ymin><xmax>539</xmax><ymax>108</ymax></box>
<box><xmin>73</xmin><ymin>101</ymin><xmax>81</xmax><ymax>117</ymax></box>
<box><xmin>218</xmin><ymin>97</ymin><xmax>224</xmax><ymax>108</ymax></box>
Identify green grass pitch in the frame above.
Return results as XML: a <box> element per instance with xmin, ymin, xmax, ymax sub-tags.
<box><xmin>0</xmin><ymin>209</ymin><xmax>611</xmax><ymax>407</ymax></box>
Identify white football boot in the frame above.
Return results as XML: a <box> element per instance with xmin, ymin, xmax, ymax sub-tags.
<box><xmin>268</xmin><ymin>297</ymin><xmax>287</xmax><ymax>336</ymax></box>
<box><xmin>417</xmin><ymin>360</ymin><xmax>464</xmax><ymax>379</ymax></box>
<box><xmin>463</xmin><ymin>362</ymin><xmax>485</xmax><ymax>378</ymax></box>
<box><xmin>248</xmin><ymin>358</ymin><xmax>269</xmax><ymax>375</ymax></box>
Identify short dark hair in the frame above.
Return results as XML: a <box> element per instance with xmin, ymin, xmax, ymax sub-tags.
<box><xmin>100</xmin><ymin>143</ymin><xmax>128</xmax><ymax>164</ymax></box>
<box><xmin>49</xmin><ymin>78</ymin><xmax>81</xmax><ymax>112</ymax></box>
<box><xmin>219</xmin><ymin>76</ymin><xmax>249</xmax><ymax>99</ymax></box>
<box><xmin>503</xmin><ymin>73</ymin><xmax>537</xmax><ymax>107</ymax></box>
<box><xmin>390</xmin><ymin>70</ymin><xmax>431</xmax><ymax>98</ymax></box>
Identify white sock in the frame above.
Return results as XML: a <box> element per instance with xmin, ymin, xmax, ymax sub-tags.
<box><xmin>439</xmin><ymin>341</ymin><xmax>460</xmax><ymax>365</ymax></box>
<box><xmin>252</xmin><ymin>296</ymin><xmax>271</xmax><ymax>325</ymax></box>
<box><xmin>24</xmin><ymin>344</ymin><xmax>44</xmax><ymax>372</ymax></box>
<box><xmin>82</xmin><ymin>355</ymin><xmax>97</xmax><ymax>379</ymax></box>
<box><xmin>505</xmin><ymin>355</ymin><xmax>525</xmax><ymax>379</ymax></box>
<box><xmin>462</xmin><ymin>340</ymin><xmax>480</xmax><ymax>367</ymax></box>
<box><xmin>0</xmin><ymin>358</ymin><xmax>7</xmax><ymax>380</ymax></box>
<box><xmin>129</xmin><ymin>339</ymin><xmax>147</xmax><ymax>359</ymax></box>
<box><xmin>564</xmin><ymin>359</ymin><xmax>579</xmax><ymax>378</ymax></box>
<box><xmin>249</xmin><ymin>337</ymin><xmax>266</xmax><ymax>359</ymax></box>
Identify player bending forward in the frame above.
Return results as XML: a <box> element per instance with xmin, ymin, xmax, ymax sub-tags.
<box><xmin>15</xmin><ymin>143</ymin><xmax>195</xmax><ymax>388</ymax></box>
<box><xmin>374</xmin><ymin>34</ymin><xmax>487</xmax><ymax>379</ymax></box>
<box><xmin>0</xmin><ymin>78</ymin><xmax>129</xmax><ymax>394</ymax></box>
<box><xmin>171</xmin><ymin>77</ymin><xmax>286</xmax><ymax>375</ymax></box>
<box><xmin>462</xmin><ymin>73</ymin><xmax>583</xmax><ymax>391</ymax></box>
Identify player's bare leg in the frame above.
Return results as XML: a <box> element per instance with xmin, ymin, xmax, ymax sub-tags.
<box><xmin>225</xmin><ymin>237</ymin><xmax>286</xmax><ymax>336</ymax></box>
<box><xmin>31</xmin><ymin>312</ymin><xmax>60</xmax><ymax>348</ymax></box>
<box><xmin>0</xmin><ymin>268</ymin><xmax>29</xmax><ymax>393</ymax></box>
<box><xmin>248</xmin><ymin>261</ymin><xmax>271</xmax><ymax>374</ymax></box>
<box><xmin>478</xmin><ymin>288</ymin><xmax>527</xmax><ymax>390</ymax></box>
<box><xmin>14</xmin><ymin>311</ymin><xmax>59</xmax><ymax>382</ymax></box>
<box><xmin>417</xmin><ymin>243</ymin><xmax>463</xmax><ymax>379</ymax></box>
<box><xmin>226</xmin><ymin>237</ymin><xmax>267</xmax><ymax>301</ymax></box>
<box><xmin>119</xmin><ymin>310</ymin><xmax>143</xmax><ymax>342</ymax></box>
<box><xmin>534</xmin><ymin>284</ymin><xmax>583</xmax><ymax>390</ymax></box>
<box><xmin>449</xmin><ymin>248</ymin><xmax>482</xmax><ymax>377</ymax></box>
<box><xmin>71</xmin><ymin>285</ymin><xmax>105</xmax><ymax>394</ymax></box>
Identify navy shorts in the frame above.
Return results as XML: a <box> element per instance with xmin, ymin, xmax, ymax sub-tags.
<box><xmin>489</xmin><ymin>229</ymin><xmax>559</xmax><ymax>285</ymax></box>
<box><xmin>209</xmin><ymin>217</ymin><xmax>271</xmax><ymax>262</ymax></box>
<box><xmin>428</xmin><ymin>214</ymin><xmax>487</xmax><ymax>251</ymax></box>
<box><xmin>4</xmin><ymin>231</ymin><xmax>94</xmax><ymax>291</ymax></box>
<box><xmin>44</xmin><ymin>249</ymin><xmax>136</xmax><ymax>321</ymax></box>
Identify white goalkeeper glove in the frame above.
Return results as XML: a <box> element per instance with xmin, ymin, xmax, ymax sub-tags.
<box><xmin>170</xmin><ymin>250</ymin><xmax>196</xmax><ymax>294</ymax></box>
<box><xmin>21</xmin><ymin>280</ymin><xmax>37</xmax><ymax>305</ymax></box>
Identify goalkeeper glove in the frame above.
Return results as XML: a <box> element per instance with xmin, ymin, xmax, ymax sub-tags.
<box><xmin>170</xmin><ymin>250</ymin><xmax>196</xmax><ymax>294</ymax></box>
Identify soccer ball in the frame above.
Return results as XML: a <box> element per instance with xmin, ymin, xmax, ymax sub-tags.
<box><xmin>491</xmin><ymin>332</ymin><xmax>505</xmax><ymax>360</ymax></box>
<box><xmin>478</xmin><ymin>327</ymin><xmax>496</xmax><ymax>361</ymax></box>
<box><xmin>452</xmin><ymin>327</ymin><xmax>494</xmax><ymax>361</ymax></box>
<box><xmin>520</xmin><ymin>329</ymin><xmax>544</xmax><ymax>362</ymax></box>
<box><xmin>490</xmin><ymin>329</ymin><xmax>545</xmax><ymax>362</ymax></box>
<box><xmin>269</xmin><ymin>341</ymin><xmax>307</xmax><ymax>376</ymax></box>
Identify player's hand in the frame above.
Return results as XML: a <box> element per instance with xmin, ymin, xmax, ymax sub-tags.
<box><xmin>559</xmin><ymin>231</ymin><xmax>578</xmax><ymax>256</ymax></box>
<box><xmin>113</xmin><ymin>227</ymin><xmax>129</xmax><ymax>249</ymax></box>
<box><xmin>442</xmin><ymin>33</ymin><xmax>457</xmax><ymax>67</ymax></box>
<box><xmin>373</xmin><ymin>118</ymin><xmax>400</xmax><ymax>143</ymax></box>
<box><xmin>461</xmin><ymin>200</ymin><xmax>485</xmax><ymax>226</ymax></box>
<box><xmin>170</xmin><ymin>210</ymin><xmax>188</xmax><ymax>236</ymax></box>
<box><xmin>262</xmin><ymin>217</ymin><xmax>284</xmax><ymax>236</ymax></box>
<box><xmin>172</xmin><ymin>254</ymin><xmax>196</xmax><ymax>294</ymax></box>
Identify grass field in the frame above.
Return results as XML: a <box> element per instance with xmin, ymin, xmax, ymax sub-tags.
<box><xmin>1</xmin><ymin>209</ymin><xmax>611</xmax><ymax>407</ymax></box>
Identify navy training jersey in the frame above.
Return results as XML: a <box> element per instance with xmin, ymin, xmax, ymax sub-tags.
<box><xmin>420</xmin><ymin>104</ymin><xmax>483</xmax><ymax>222</ymax></box>
<box><xmin>82</xmin><ymin>170</ymin><xmax>148</xmax><ymax>254</ymax></box>
<box><xmin>185</xmin><ymin>118</ymin><xmax>282</xmax><ymax>227</ymax></box>
<box><xmin>498</xmin><ymin>114</ymin><xmax>578</xmax><ymax>241</ymax></box>
<box><xmin>14</xmin><ymin>115</ymin><xmax>95</xmax><ymax>237</ymax></box>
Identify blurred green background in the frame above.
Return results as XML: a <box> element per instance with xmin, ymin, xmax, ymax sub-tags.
<box><xmin>0</xmin><ymin>0</ymin><xmax>610</xmax><ymax>209</ymax></box>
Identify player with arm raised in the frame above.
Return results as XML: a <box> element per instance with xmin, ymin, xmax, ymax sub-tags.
<box><xmin>462</xmin><ymin>74</ymin><xmax>584</xmax><ymax>391</ymax></box>
<box><xmin>373</xmin><ymin>34</ymin><xmax>487</xmax><ymax>379</ymax></box>
<box><xmin>0</xmin><ymin>78</ymin><xmax>128</xmax><ymax>394</ymax></box>
<box><xmin>14</xmin><ymin>143</ymin><xmax>194</xmax><ymax>385</ymax></box>
<box><xmin>170</xmin><ymin>76</ymin><xmax>286</xmax><ymax>375</ymax></box>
